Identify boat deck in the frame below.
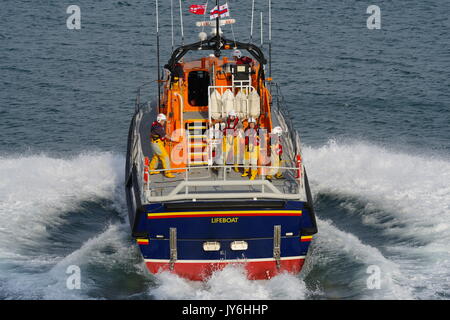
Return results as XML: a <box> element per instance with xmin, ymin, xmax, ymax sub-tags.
<box><xmin>147</xmin><ymin>166</ymin><xmax>299</xmax><ymax>198</ymax></box>
<box><xmin>138</xmin><ymin>111</ymin><xmax>303</xmax><ymax>202</ymax></box>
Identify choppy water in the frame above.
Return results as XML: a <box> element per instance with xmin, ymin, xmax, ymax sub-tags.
<box><xmin>1</xmin><ymin>0</ymin><xmax>449</xmax><ymax>299</ymax></box>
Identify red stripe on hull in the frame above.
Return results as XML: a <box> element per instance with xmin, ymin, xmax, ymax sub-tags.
<box><xmin>145</xmin><ymin>258</ymin><xmax>305</xmax><ymax>281</ymax></box>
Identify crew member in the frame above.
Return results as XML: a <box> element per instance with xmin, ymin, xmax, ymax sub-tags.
<box><xmin>267</xmin><ymin>126</ymin><xmax>284</xmax><ymax>181</ymax></box>
<box><xmin>232</xmin><ymin>49</ymin><xmax>253</xmax><ymax>65</ymax></box>
<box><xmin>223</xmin><ymin>110</ymin><xmax>240</xmax><ymax>172</ymax></box>
<box><xmin>242</xmin><ymin>117</ymin><xmax>260</xmax><ymax>180</ymax></box>
<box><xmin>173</xmin><ymin>57</ymin><xmax>184</xmax><ymax>78</ymax></box>
<box><xmin>210</xmin><ymin>121</ymin><xmax>225</xmax><ymax>171</ymax></box>
<box><xmin>171</xmin><ymin>58</ymin><xmax>185</xmax><ymax>88</ymax></box>
<box><xmin>149</xmin><ymin>113</ymin><xmax>176</xmax><ymax>178</ymax></box>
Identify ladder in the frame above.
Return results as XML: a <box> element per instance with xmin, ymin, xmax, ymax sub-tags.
<box><xmin>186</xmin><ymin>121</ymin><xmax>209</xmax><ymax>167</ymax></box>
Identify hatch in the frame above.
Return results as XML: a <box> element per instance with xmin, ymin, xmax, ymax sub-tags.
<box><xmin>188</xmin><ymin>70</ymin><xmax>210</xmax><ymax>107</ymax></box>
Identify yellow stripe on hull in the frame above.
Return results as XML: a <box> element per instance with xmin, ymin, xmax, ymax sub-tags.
<box><xmin>147</xmin><ymin>210</ymin><xmax>302</xmax><ymax>218</ymax></box>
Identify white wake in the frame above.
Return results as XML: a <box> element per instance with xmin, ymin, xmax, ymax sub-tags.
<box><xmin>0</xmin><ymin>152</ymin><xmax>130</xmax><ymax>299</ymax></box>
<box><xmin>1</xmin><ymin>142</ymin><xmax>448</xmax><ymax>299</ymax></box>
<box><xmin>303</xmin><ymin>140</ymin><xmax>450</xmax><ymax>299</ymax></box>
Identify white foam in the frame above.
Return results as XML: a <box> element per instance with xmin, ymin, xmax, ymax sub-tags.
<box><xmin>150</xmin><ymin>264</ymin><xmax>308</xmax><ymax>300</ymax></box>
<box><xmin>1</xmin><ymin>222</ymin><xmax>137</xmax><ymax>299</ymax></box>
<box><xmin>0</xmin><ymin>152</ymin><xmax>125</xmax><ymax>252</ymax></box>
<box><xmin>0</xmin><ymin>152</ymin><xmax>128</xmax><ymax>299</ymax></box>
<box><xmin>303</xmin><ymin>140</ymin><xmax>450</xmax><ymax>299</ymax></box>
<box><xmin>1</xmin><ymin>144</ymin><xmax>448</xmax><ymax>299</ymax></box>
<box><xmin>312</xmin><ymin>218</ymin><xmax>414</xmax><ymax>299</ymax></box>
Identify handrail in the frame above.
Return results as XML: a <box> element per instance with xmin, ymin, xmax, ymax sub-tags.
<box><xmin>149</xmin><ymin>164</ymin><xmax>299</xmax><ymax>173</ymax></box>
<box><xmin>131</xmin><ymin>80</ymin><xmax>306</xmax><ymax>204</ymax></box>
<box><xmin>144</xmin><ymin>164</ymin><xmax>305</xmax><ymax>203</ymax></box>
<box><xmin>268</xmin><ymin>82</ymin><xmax>302</xmax><ymax>156</ymax></box>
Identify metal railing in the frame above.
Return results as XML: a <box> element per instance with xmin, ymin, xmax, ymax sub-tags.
<box><xmin>130</xmin><ymin>80</ymin><xmax>307</xmax><ymax>204</ymax></box>
<box><xmin>269</xmin><ymin>82</ymin><xmax>302</xmax><ymax>156</ymax></box>
<box><xmin>142</xmin><ymin>163</ymin><xmax>305</xmax><ymax>203</ymax></box>
<box><xmin>130</xmin><ymin>108</ymin><xmax>147</xmax><ymax>201</ymax></box>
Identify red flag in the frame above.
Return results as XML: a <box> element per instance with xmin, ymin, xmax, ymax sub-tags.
<box><xmin>210</xmin><ymin>3</ymin><xmax>229</xmax><ymax>19</ymax></box>
<box><xmin>189</xmin><ymin>4</ymin><xmax>206</xmax><ymax>15</ymax></box>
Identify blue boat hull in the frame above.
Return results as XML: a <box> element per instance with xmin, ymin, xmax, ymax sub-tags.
<box><xmin>131</xmin><ymin>200</ymin><xmax>316</xmax><ymax>280</ymax></box>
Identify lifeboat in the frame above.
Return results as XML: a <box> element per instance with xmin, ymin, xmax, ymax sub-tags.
<box><xmin>125</xmin><ymin>7</ymin><xmax>317</xmax><ymax>281</ymax></box>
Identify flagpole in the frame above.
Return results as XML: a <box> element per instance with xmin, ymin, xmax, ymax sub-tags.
<box><xmin>215</xmin><ymin>0</ymin><xmax>220</xmax><ymax>56</ymax></box>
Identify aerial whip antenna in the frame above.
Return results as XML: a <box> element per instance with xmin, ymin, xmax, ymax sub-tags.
<box><xmin>179</xmin><ymin>0</ymin><xmax>185</xmax><ymax>45</ymax></box>
<box><xmin>170</xmin><ymin>0</ymin><xmax>174</xmax><ymax>51</ymax></box>
<box><xmin>268</xmin><ymin>0</ymin><xmax>272</xmax><ymax>78</ymax></box>
<box><xmin>250</xmin><ymin>0</ymin><xmax>255</xmax><ymax>43</ymax></box>
<box><xmin>156</xmin><ymin>0</ymin><xmax>161</xmax><ymax>108</ymax></box>
<box><xmin>260</xmin><ymin>11</ymin><xmax>263</xmax><ymax>46</ymax></box>
<box><xmin>228</xmin><ymin>1</ymin><xmax>237</xmax><ymax>47</ymax></box>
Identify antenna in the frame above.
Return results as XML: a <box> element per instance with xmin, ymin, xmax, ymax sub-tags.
<box><xmin>250</xmin><ymin>0</ymin><xmax>255</xmax><ymax>43</ymax></box>
<box><xmin>269</xmin><ymin>0</ymin><xmax>272</xmax><ymax>78</ymax></box>
<box><xmin>260</xmin><ymin>11</ymin><xmax>263</xmax><ymax>46</ymax></box>
<box><xmin>170</xmin><ymin>0</ymin><xmax>174</xmax><ymax>51</ymax></box>
<box><xmin>156</xmin><ymin>0</ymin><xmax>161</xmax><ymax>108</ymax></box>
<box><xmin>179</xmin><ymin>0</ymin><xmax>184</xmax><ymax>45</ymax></box>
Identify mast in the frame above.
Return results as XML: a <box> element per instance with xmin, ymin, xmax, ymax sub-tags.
<box><xmin>215</xmin><ymin>0</ymin><xmax>220</xmax><ymax>56</ymax></box>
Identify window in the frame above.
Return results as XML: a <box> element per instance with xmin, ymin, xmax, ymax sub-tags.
<box><xmin>188</xmin><ymin>71</ymin><xmax>210</xmax><ymax>107</ymax></box>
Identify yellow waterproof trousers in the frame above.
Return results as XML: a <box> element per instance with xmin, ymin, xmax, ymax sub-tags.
<box><xmin>243</xmin><ymin>145</ymin><xmax>259</xmax><ymax>170</ymax></box>
<box><xmin>149</xmin><ymin>140</ymin><xmax>171</xmax><ymax>174</ymax></box>
<box><xmin>242</xmin><ymin>145</ymin><xmax>259</xmax><ymax>179</ymax></box>
<box><xmin>223</xmin><ymin>135</ymin><xmax>240</xmax><ymax>166</ymax></box>
<box><xmin>268</xmin><ymin>146</ymin><xmax>282</xmax><ymax>177</ymax></box>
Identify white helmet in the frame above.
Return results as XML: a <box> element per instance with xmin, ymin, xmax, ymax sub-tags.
<box><xmin>228</xmin><ymin>110</ymin><xmax>237</xmax><ymax>117</ymax></box>
<box><xmin>157</xmin><ymin>113</ymin><xmax>167</xmax><ymax>122</ymax></box>
<box><xmin>232</xmin><ymin>49</ymin><xmax>242</xmax><ymax>59</ymax></box>
<box><xmin>272</xmin><ymin>126</ymin><xmax>283</xmax><ymax>136</ymax></box>
<box><xmin>248</xmin><ymin>117</ymin><xmax>256</xmax><ymax>124</ymax></box>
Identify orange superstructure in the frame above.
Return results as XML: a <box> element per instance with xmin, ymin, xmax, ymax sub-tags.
<box><xmin>157</xmin><ymin>54</ymin><xmax>273</xmax><ymax>172</ymax></box>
